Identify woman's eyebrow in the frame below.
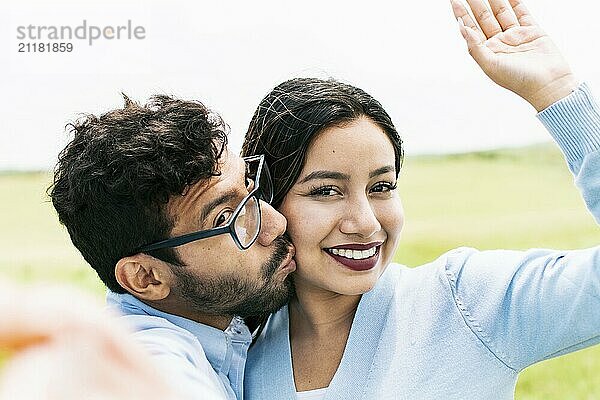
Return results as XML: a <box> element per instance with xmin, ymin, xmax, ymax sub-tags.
<box><xmin>298</xmin><ymin>166</ymin><xmax>395</xmax><ymax>184</ymax></box>
<box><xmin>369</xmin><ymin>165</ymin><xmax>395</xmax><ymax>178</ymax></box>
<box><xmin>297</xmin><ymin>170</ymin><xmax>350</xmax><ymax>184</ymax></box>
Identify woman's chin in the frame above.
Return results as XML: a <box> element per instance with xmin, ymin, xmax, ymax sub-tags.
<box><xmin>293</xmin><ymin>254</ymin><xmax>389</xmax><ymax>296</ymax></box>
<box><xmin>329</xmin><ymin>264</ymin><xmax>385</xmax><ymax>296</ymax></box>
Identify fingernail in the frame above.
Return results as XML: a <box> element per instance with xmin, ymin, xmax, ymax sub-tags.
<box><xmin>457</xmin><ymin>17</ymin><xmax>465</xmax><ymax>28</ymax></box>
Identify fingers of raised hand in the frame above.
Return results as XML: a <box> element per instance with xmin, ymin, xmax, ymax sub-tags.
<box><xmin>451</xmin><ymin>0</ymin><xmax>486</xmax><ymax>42</ymax></box>
<box><xmin>454</xmin><ymin>0</ymin><xmax>537</xmax><ymax>40</ymax></box>
<box><xmin>508</xmin><ymin>0</ymin><xmax>537</xmax><ymax>26</ymax></box>
<box><xmin>466</xmin><ymin>0</ymin><xmax>503</xmax><ymax>38</ymax></box>
<box><xmin>489</xmin><ymin>0</ymin><xmax>520</xmax><ymax>30</ymax></box>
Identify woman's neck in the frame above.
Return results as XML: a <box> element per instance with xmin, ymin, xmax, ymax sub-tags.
<box><xmin>287</xmin><ymin>279</ymin><xmax>362</xmax><ymax>391</ymax></box>
<box><xmin>289</xmin><ymin>279</ymin><xmax>361</xmax><ymax>337</ymax></box>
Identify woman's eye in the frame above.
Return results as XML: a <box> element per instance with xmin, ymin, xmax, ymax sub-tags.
<box><xmin>214</xmin><ymin>210</ymin><xmax>233</xmax><ymax>227</ymax></box>
<box><xmin>309</xmin><ymin>186</ymin><xmax>340</xmax><ymax>197</ymax></box>
<box><xmin>371</xmin><ymin>181</ymin><xmax>397</xmax><ymax>193</ymax></box>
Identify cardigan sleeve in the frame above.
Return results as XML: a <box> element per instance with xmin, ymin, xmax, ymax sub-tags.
<box><xmin>538</xmin><ymin>82</ymin><xmax>600</xmax><ymax>220</ymax></box>
<box><xmin>443</xmin><ymin>83</ymin><xmax>600</xmax><ymax>372</ymax></box>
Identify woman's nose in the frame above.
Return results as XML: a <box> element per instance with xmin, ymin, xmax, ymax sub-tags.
<box><xmin>338</xmin><ymin>198</ymin><xmax>381</xmax><ymax>239</ymax></box>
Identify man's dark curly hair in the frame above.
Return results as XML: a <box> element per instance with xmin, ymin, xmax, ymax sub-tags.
<box><xmin>49</xmin><ymin>94</ymin><xmax>228</xmax><ymax>293</ymax></box>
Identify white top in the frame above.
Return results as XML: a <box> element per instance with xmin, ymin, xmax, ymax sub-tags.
<box><xmin>296</xmin><ymin>387</ymin><xmax>328</xmax><ymax>400</ymax></box>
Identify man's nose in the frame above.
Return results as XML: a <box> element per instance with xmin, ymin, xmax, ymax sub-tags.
<box><xmin>338</xmin><ymin>198</ymin><xmax>381</xmax><ymax>239</ymax></box>
<box><xmin>256</xmin><ymin>200</ymin><xmax>287</xmax><ymax>246</ymax></box>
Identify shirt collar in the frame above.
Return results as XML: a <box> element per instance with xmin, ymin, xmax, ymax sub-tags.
<box><xmin>106</xmin><ymin>291</ymin><xmax>252</xmax><ymax>372</ymax></box>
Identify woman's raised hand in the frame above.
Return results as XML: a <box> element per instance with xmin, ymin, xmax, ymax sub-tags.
<box><xmin>450</xmin><ymin>0</ymin><xmax>578</xmax><ymax>111</ymax></box>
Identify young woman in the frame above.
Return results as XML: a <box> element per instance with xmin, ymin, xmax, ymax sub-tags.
<box><xmin>242</xmin><ymin>0</ymin><xmax>600</xmax><ymax>399</ymax></box>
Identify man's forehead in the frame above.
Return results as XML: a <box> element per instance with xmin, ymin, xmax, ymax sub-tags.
<box><xmin>167</xmin><ymin>150</ymin><xmax>245</xmax><ymax>220</ymax></box>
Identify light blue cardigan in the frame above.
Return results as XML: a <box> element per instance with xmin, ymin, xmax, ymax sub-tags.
<box><xmin>245</xmin><ymin>83</ymin><xmax>600</xmax><ymax>400</ymax></box>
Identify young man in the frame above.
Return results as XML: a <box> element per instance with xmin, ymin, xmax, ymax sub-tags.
<box><xmin>50</xmin><ymin>95</ymin><xmax>297</xmax><ymax>399</ymax></box>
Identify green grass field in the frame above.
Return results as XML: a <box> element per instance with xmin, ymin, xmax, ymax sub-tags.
<box><xmin>1</xmin><ymin>144</ymin><xmax>599</xmax><ymax>399</ymax></box>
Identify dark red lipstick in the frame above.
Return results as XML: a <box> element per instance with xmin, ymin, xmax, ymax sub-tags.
<box><xmin>324</xmin><ymin>242</ymin><xmax>382</xmax><ymax>271</ymax></box>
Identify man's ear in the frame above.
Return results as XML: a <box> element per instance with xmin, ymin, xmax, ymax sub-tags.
<box><xmin>115</xmin><ymin>254</ymin><xmax>173</xmax><ymax>301</ymax></box>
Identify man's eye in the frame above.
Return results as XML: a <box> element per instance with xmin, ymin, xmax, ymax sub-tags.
<box><xmin>214</xmin><ymin>210</ymin><xmax>233</xmax><ymax>227</ymax></box>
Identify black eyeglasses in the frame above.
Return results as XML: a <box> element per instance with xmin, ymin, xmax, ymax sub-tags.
<box><xmin>135</xmin><ymin>154</ymin><xmax>273</xmax><ymax>254</ymax></box>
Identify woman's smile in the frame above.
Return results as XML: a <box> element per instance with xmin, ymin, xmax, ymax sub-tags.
<box><xmin>324</xmin><ymin>242</ymin><xmax>383</xmax><ymax>271</ymax></box>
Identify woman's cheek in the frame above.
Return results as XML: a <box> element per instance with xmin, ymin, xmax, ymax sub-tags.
<box><xmin>379</xmin><ymin>199</ymin><xmax>404</xmax><ymax>259</ymax></box>
<box><xmin>383</xmin><ymin>197</ymin><xmax>404</xmax><ymax>233</ymax></box>
<box><xmin>283</xmin><ymin>200</ymin><xmax>328</xmax><ymax>245</ymax></box>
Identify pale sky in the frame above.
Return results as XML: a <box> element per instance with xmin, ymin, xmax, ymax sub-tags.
<box><xmin>1</xmin><ymin>0</ymin><xmax>599</xmax><ymax>170</ymax></box>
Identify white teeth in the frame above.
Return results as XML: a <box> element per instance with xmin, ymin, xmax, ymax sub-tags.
<box><xmin>328</xmin><ymin>246</ymin><xmax>377</xmax><ymax>260</ymax></box>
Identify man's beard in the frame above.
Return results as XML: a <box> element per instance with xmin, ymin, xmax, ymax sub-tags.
<box><xmin>171</xmin><ymin>233</ymin><xmax>295</xmax><ymax>318</ymax></box>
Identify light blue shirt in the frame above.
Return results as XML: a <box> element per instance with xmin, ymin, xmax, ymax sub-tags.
<box><xmin>245</xmin><ymin>83</ymin><xmax>600</xmax><ymax>399</ymax></box>
<box><xmin>107</xmin><ymin>292</ymin><xmax>252</xmax><ymax>399</ymax></box>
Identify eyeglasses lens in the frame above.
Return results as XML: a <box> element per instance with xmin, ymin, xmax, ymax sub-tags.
<box><xmin>234</xmin><ymin>196</ymin><xmax>260</xmax><ymax>248</ymax></box>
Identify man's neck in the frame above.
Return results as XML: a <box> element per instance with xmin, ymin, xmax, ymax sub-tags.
<box><xmin>144</xmin><ymin>298</ymin><xmax>233</xmax><ymax>331</ymax></box>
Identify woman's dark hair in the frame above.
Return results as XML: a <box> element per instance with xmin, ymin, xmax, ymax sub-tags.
<box><xmin>49</xmin><ymin>94</ymin><xmax>228</xmax><ymax>293</ymax></box>
<box><xmin>242</xmin><ymin>78</ymin><xmax>403</xmax><ymax>208</ymax></box>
